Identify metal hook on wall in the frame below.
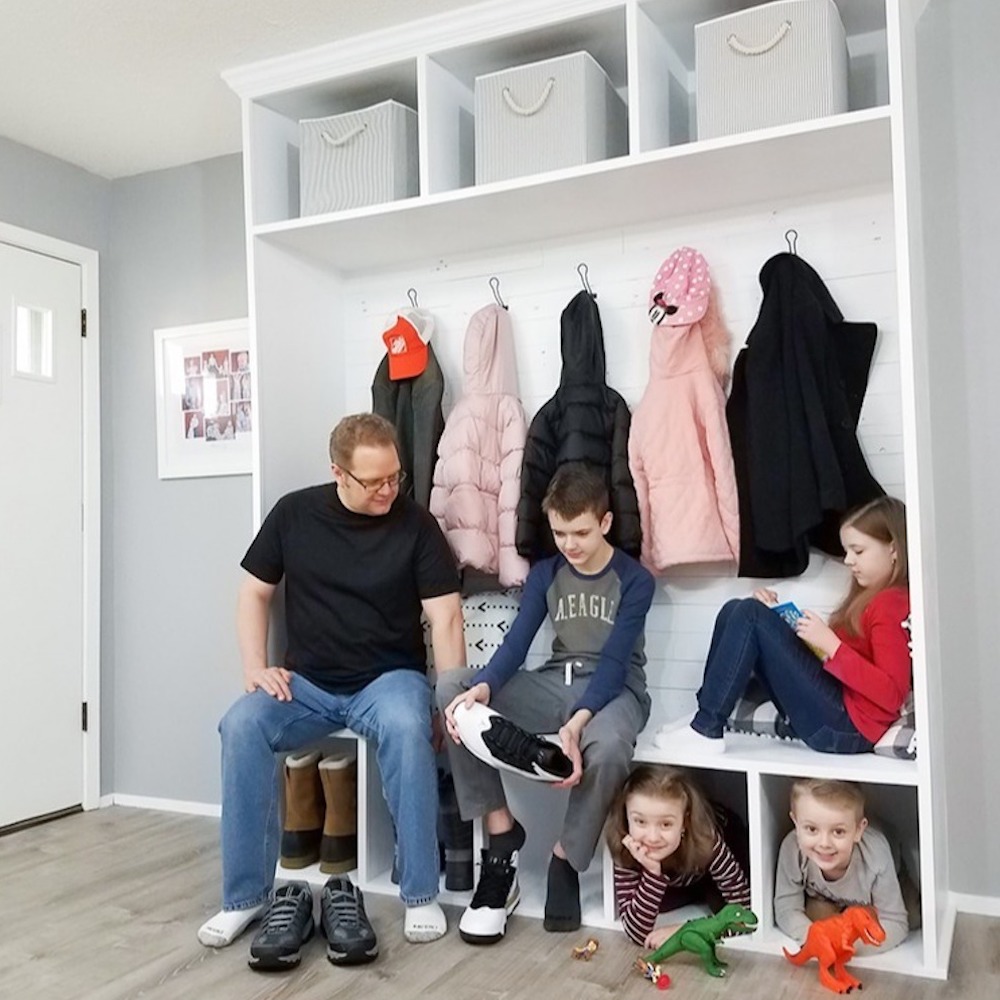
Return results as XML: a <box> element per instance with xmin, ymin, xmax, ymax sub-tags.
<box><xmin>784</xmin><ymin>229</ymin><xmax>799</xmax><ymax>255</ymax></box>
<box><xmin>577</xmin><ymin>262</ymin><xmax>596</xmax><ymax>298</ymax></box>
<box><xmin>407</xmin><ymin>287</ymin><xmax>419</xmax><ymax>308</ymax></box>
<box><xmin>489</xmin><ymin>276</ymin><xmax>508</xmax><ymax>310</ymax></box>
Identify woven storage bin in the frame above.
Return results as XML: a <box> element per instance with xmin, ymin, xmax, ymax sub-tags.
<box><xmin>475</xmin><ymin>51</ymin><xmax>627</xmax><ymax>185</ymax></box>
<box><xmin>696</xmin><ymin>0</ymin><xmax>848</xmax><ymax>141</ymax></box>
<box><xmin>299</xmin><ymin>99</ymin><xmax>417</xmax><ymax>215</ymax></box>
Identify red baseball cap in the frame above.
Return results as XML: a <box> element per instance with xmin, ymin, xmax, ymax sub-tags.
<box><xmin>382</xmin><ymin>312</ymin><xmax>431</xmax><ymax>380</ymax></box>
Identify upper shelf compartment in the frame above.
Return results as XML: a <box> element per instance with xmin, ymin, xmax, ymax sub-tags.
<box><xmin>256</xmin><ymin>107</ymin><xmax>891</xmax><ymax>275</ymax></box>
<box><xmin>422</xmin><ymin>6</ymin><xmax>628</xmax><ymax>195</ymax></box>
<box><xmin>633</xmin><ymin>0</ymin><xmax>889</xmax><ymax>152</ymax></box>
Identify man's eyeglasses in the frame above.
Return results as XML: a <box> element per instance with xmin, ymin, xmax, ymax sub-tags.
<box><xmin>341</xmin><ymin>467</ymin><xmax>407</xmax><ymax>494</ymax></box>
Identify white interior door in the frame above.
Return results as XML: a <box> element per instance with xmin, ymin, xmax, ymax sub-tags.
<box><xmin>0</xmin><ymin>242</ymin><xmax>84</xmax><ymax>827</ymax></box>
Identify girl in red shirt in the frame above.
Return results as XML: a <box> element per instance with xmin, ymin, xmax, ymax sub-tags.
<box><xmin>659</xmin><ymin>497</ymin><xmax>910</xmax><ymax>754</ymax></box>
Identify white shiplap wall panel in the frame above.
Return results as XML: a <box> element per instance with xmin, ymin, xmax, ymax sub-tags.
<box><xmin>340</xmin><ymin>187</ymin><xmax>902</xmax><ymax>733</ymax></box>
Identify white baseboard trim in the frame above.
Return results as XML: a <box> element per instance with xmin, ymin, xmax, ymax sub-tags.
<box><xmin>950</xmin><ymin>892</ymin><xmax>1000</xmax><ymax>918</ymax></box>
<box><xmin>108</xmin><ymin>794</ymin><xmax>222</xmax><ymax>818</ymax></box>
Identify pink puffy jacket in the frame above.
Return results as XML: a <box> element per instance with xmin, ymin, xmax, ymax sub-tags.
<box><xmin>430</xmin><ymin>304</ymin><xmax>529</xmax><ymax>587</ymax></box>
<box><xmin>629</xmin><ymin>248</ymin><xmax>740</xmax><ymax>572</ymax></box>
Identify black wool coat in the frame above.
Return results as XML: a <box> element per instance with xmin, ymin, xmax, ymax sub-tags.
<box><xmin>515</xmin><ymin>290</ymin><xmax>641</xmax><ymax>561</ymax></box>
<box><xmin>372</xmin><ymin>342</ymin><xmax>445</xmax><ymax>510</ymax></box>
<box><xmin>727</xmin><ymin>253</ymin><xmax>884</xmax><ymax>577</ymax></box>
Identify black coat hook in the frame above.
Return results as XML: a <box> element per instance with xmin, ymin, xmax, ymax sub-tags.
<box><xmin>407</xmin><ymin>287</ymin><xmax>419</xmax><ymax>307</ymax></box>
<box><xmin>489</xmin><ymin>276</ymin><xmax>507</xmax><ymax>310</ymax></box>
<box><xmin>577</xmin><ymin>262</ymin><xmax>596</xmax><ymax>298</ymax></box>
<box><xmin>785</xmin><ymin>229</ymin><xmax>799</xmax><ymax>255</ymax></box>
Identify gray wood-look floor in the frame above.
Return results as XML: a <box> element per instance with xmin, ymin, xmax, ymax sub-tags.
<box><xmin>0</xmin><ymin>807</ymin><xmax>997</xmax><ymax>1000</ymax></box>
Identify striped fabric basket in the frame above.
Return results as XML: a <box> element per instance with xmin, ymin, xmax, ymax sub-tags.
<box><xmin>474</xmin><ymin>51</ymin><xmax>627</xmax><ymax>185</ymax></box>
<box><xmin>695</xmin><ymin>0</ymin><xmax>849</xmax><ymax>140</ymax></box>
<box><xmin>299</xmin><ymin>99</ymin><xmax>418</xmax><ymax>215</ymax></box>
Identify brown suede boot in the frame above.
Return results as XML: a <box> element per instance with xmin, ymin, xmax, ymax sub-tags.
<box><xmin>280</xmin><ymin>750</ymin><xmax>324</xmax><ymax>869</ymax></box>
<box><xmin>319</xmin><ymin>752</ymin><xmax>358</xmax><ymax>874</ymax></box>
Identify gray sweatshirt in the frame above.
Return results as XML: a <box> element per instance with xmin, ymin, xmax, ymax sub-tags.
<box><xmin>773</xmin><ymin>825</ymin><xmax>909</xmax><ymax>953</ymax></box>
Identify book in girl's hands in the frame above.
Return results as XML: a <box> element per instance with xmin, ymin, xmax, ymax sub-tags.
<box><xmin>772</xmin><ymin>602</ymin><xmax>824</xmax><ymax>658</ymax></box>
<box><xmin>772</xmin><ymin>602</ymin><xmax>804</xmax><ymax>627</ymax></box>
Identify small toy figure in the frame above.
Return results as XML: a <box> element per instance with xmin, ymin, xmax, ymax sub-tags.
<box><xmin>571</xmin><ymin>938</ymin><xmax>599</xmax><ymax>961</ymax></box>
<box><xmin>643</xmin><ymin>903</ymin><xmax>758</xmax><ymax>978</ymax></box>
<box><xmin>635</xmin><ymin>959</ymin><xmax>671</xmax><ymax>990</ymax></box>
<box><xmin>783</xmin><ymin>905</ymin><xmax>886</xmax><ymax>994</ymax></box>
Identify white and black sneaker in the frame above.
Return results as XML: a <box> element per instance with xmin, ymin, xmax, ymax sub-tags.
<box><xmin>459</xmin><ymin>849</ymin><xmax>521</xmax><ymax>945</ymax></box>
<box><xmin>248</xmin><ymin>881</ymin><xmax>315</xmax><ymax>971</ymax></box>
<box><xmin>320</xmin><ymin>875</ymin><xmax>379</xmax><ymax>965</ymax></box>
<box><xmin>453</xmin><ymin>702</ymin><xmax>573</xmax><ymax>782</ymax></box>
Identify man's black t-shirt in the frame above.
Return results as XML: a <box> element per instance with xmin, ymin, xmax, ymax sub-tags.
<box><xmin>241</xmin><ymin>483</ymin><xmax>460</xmax><ymax>694</ymax></box>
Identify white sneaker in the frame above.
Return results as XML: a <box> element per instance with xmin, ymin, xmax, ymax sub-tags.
<box><xmin>458</xmin><ymin>849</ymin><xmax>521</xmax><ymax>945</ymax></box>
<box><xmin>654</xmin><ymin>718</ymin><xmax>726</xmax><ymax>756</ymax></box>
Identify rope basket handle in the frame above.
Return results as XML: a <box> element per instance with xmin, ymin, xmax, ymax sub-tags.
<box><xmin>321</xmin><ymin>122</ymin><xmax>368</xmax><ymax>147</ymax></box>
<box><xmin>727</xmin><ymin>20</ymin><xmax>791</xmax><ymax>56</ymax></box>
<box><xmin>502</xmin><ymin>77</ymin><xmax>556</xmax><ymax>116</ymax></box>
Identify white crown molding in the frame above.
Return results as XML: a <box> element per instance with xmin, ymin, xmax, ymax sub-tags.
<box><xmin>222</xmin><ymin>0</ymin><xmax>620</xmax><ymax>98</ymax></box>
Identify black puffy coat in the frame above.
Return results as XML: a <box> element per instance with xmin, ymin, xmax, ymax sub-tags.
<box><xmin>727</xmin><ymin>253</ymin><xmax>884</xmax><ymax>577</ymax></box>
<box><xmin>516</xmin><ymin>291</ymin><xmax>641</xmax><ymax>560</ymax></box>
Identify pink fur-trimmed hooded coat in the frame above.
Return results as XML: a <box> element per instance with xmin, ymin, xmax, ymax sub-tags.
<box><xmin>629</xmin><ymin>248</ymin><xmax>740</xmax><ymax>572</ymax></box>
<box><xmin>430</xmin><ymin>304</ymin><xmax>529</xmax><ymax>588</ymax></box>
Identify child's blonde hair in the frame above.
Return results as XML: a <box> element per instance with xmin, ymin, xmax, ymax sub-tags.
<box><xmin>605</xmin><ymin>765</ymin><xmax>718</xmax><ymax>875</ymax></box>
<box><xmin>829</xmin><ymin>496</ymin><xmax>908</xmax><ymax>635</ymax></box>
<box><xmin>790</xmin><ymin>778</ymin><xmax>866</xmax><ymax>823</ymax></box>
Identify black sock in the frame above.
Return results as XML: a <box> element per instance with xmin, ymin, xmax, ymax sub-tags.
<box><xmin>544</xmin><ymin>854</ymin><xmax>581</xmax><ymax>931</ymax></box>
<box><xmin>488</xmin><ymin>819</ymin><xmax>526</xmax><ymax>858</ymax></box>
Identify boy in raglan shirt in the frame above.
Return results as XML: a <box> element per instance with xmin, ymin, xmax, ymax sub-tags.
<box><xmin>438</xmin><ymin>463</ymin><xmax>655</xmax><ymax>944</ymax></box>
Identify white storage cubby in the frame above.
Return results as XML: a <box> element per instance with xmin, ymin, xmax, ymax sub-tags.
<box><xmin>226</xmin><ymin>0</ymin><xmax>951</xmax><ymax>981</ymax></box>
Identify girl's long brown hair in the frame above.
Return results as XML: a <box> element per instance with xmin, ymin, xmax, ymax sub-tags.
<box><xmin>605</xmin><ymin>764</ymin><xmax>718</xmax><ymax>875</ymax></box>
<box><xmin>828</xmin><ymin>496</ymin><xmax>908</xmax><ymax>635</ymax></box>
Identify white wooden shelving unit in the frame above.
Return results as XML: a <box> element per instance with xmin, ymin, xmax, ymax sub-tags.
<box><xmin>227</xmin><ymin>0</ymin><xmax>950</xmax><ymax>979</ymax></box>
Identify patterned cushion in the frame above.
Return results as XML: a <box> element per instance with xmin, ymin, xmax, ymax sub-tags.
<box><xmin>873</xmin><ymin>693</ymin><xmax>917</xmax><ymax>760</ymax></box>
<box><xmin>724</xmin><ymin>679</ymin><xmax>800</xmax><ymax>742</ymax></box>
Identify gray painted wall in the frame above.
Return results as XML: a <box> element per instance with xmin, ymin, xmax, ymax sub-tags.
<box><xmin>106</xmin><ymin>155</ymin><xmax>249</xmax><ymax>804</ymax></box>
<box><xmin>919</xmin><ymin>0</ymin><xmax>1000</xmax><ymax>896</ymax></box>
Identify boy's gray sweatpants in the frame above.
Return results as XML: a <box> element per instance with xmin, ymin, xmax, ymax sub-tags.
<box><xmin>435</xmin><ymin>666</ymin><xmax>650</xmax><ymax>873</ymax></box>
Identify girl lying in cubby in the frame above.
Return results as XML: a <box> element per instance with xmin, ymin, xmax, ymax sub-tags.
<box><xmin>605</xmin><ymin>764</ymin><xmax>750</xmax><ymax>948</ymax></box>
<box><xmin>658</xmin><ymin>496</ymin><xmax>911</xmax><ymax>755</ymax></box>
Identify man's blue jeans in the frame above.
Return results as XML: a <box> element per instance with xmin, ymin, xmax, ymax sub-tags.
<box><xmin>218</xmin><ymin>669</ymin><xmax>439</xmax><ymax>910</ymax></box>
<box><xmin>692</xmin><ymin>598</ymin><xmax>873</xmax><ymax>754</ymax></box>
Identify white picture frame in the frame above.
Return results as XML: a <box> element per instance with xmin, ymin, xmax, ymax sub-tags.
<box><xmin>153</xmin><ymin>318</ymin><xmax>252</xmax><ymax>479</ymax></box>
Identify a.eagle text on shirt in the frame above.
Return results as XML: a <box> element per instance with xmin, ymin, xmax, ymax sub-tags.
<box><xmin>553</xmin><ymin>593</ymin><xmax>617</xmax><ymax>624</ymax></box>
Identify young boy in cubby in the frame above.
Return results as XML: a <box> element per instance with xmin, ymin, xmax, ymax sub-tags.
<box><xmin>774</xmin><ymin>778</ymin><xmax>911</xmax><ymax>953</ymax></box>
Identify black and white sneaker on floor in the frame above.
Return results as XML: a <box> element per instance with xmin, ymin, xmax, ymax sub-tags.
<box><xmin>320</xmin><ymin>875</ymin><xmax>379</xmax><ymax>965</ymax></box>
<box><xmin>458</xmin><ymin>849</ymin><xmax>521</xmax><ymax>945</ymax></box>
<box><xmin>452</xmin><ymin>702</ymin><xmax>573</xmax><ymax>782</ymax></box>
<box><xmin>247</xmin><ymin>881</ymin><xmax>315</xmax><ymax>971</ymax></box>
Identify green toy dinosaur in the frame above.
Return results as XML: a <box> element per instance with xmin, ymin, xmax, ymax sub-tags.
<box><xmin>643</xmin><ymin>904</ymin><xmax>759</xmax><ymax>978</ymax></box>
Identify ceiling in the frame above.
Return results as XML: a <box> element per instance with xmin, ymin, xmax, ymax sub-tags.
<box><xmin>0</xmin><ymin>0</ymin><xmax>474</xmax><ymax>180</ymax></box>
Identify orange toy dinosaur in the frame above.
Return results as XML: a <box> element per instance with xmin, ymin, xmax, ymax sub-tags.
<box><xmin>783</xmin><ymin>906</ymin><xmax>886</xmax><ymax>994</ymax></box>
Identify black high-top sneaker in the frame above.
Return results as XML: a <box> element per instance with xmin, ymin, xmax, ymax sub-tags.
<box><xmin>458</xmin><ymin>848</ymin><xmax>521</xmax><ymax>944</ymax></box>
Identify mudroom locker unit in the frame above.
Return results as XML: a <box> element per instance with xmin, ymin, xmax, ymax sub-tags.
<box><xmin>225</xmin><ymin>0</ymin><xmax>951</xmax><ymax>978</ymax></box>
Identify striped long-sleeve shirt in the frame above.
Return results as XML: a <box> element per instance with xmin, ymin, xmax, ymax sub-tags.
<box><xmin>614</xmin><ymin>828</ymin><xmax>751</xmax><ymax>945</ymax></box>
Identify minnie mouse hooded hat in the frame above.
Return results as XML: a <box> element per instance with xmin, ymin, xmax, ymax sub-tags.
<box><xmin>382</xmin><ymin>309</ymin><xmax>435</xmax><ymax>380</ymax></box>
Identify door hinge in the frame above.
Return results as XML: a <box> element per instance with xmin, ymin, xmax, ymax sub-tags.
<box><xmin>82</xmin><ymin>702</ymin><xmax>89</xmax><ymax>732</ymax></box>
<box><xmin>81</xmin><ymin>308</ymin><xmax>87</xmax><ymax>338</ymax></box>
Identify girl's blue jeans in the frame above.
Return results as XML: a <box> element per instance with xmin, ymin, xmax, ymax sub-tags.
<box><xmin>218</xmin><ymin>669</ymin><xmax>439</xmax><ymax>910</ymax></box>
<box><xmin>692</xmin><ymin>598</ymin><xmax>873</xmax><ymax>754</ymax></box>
